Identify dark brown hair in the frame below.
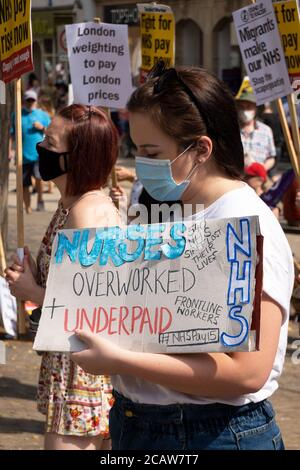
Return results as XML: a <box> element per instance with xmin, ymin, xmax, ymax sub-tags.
<box><xmin>128</xmin><ymin>67</ymin><xmax>244</xmax><ymax>178</ymax></box>
<box><xmin>58</xmin><ymin>104</ymin><xmax>118</xmax><ymax>196</ymax></box>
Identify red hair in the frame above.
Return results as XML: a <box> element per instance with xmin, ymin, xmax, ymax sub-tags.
<box><xmin>58</xmin><ymin>104</ymin><xmax>118</xmax><ymax>196</ymax></box>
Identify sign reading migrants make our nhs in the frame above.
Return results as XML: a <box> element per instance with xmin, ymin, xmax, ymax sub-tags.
<box><xmin>33</xmin><ymin>216</ymin><xmax>263</xmax><ymax>354</ymax></box>
<box><xmin>233</xmin><ymin>0</ymin><xmax>293</xmax><ymax>105</ymax></box>
<box><xmin>65</xmin><ymin>21</ymin><xmax>133</xmax><ymax>109</ymax></box>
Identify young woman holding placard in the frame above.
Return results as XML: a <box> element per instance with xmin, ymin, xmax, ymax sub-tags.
<box><xmin>71</xmin><ymin>63</ymin><xmax>294</xmax><ymax>450</ymax></box>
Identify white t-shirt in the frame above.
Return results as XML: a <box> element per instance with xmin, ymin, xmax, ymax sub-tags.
<box><xmin>112</xmin><ymin>184</ymin><xmax>294</xmax><ymax>406</ymax></box>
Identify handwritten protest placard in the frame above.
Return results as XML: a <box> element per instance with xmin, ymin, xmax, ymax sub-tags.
<box><xmin>65</xmin><ymin>21</ymin><xmax>133</xmax><ymax>108</ymax></box>
<box><xmin>273</xmin><ymin>0</ymin><xmax>300</xmax><ymax>79</ymax></box>
<box><xmin>137</xmin><ymin>3</ymin><xmax>175</xmax><ymax>82</ymax></box>
<box><xmin>33</xmin><ymin>216</ymin><xmax>263</xmax><ymax>354</ymax></box>
<box><xmin>0</xmin><ymin>276</ymin><xmax>17</xmax><ymax>337</ymax></box>
<box><xmin>233</xmin><ymin>0</ymin><xmax>293</xmax><ymax>105</ymax></box>
<box><xmin>0</xmin><ymin>0</ymin><xmax>33</xmax><ymax>83</ymax></box>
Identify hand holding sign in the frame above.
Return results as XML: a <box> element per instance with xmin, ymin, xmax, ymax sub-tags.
<box><xmin>5</xmin><ymin>254</ymin><xmax>37</xmax><ymax>301</ymax></box>
<box><xmin>71</xmin><ymin>329</ymin><xmax>124</xmax><ymax>375</ymax></box>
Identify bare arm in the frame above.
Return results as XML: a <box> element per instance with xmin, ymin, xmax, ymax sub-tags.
<box><xmin>72</xmin><ymin>293</ymin><xmax>283</xmax><ymax>398</ymax></box>
<box><xmin>116</xmin><ymin>294</ymin><xmax>281</xmax><ymax>397</ymax></box>
<box><xmin>9</xmin><ymin>136</ymin><xmax>15</xmax><ymax>160</ymax></box>
<box><xmin>264</xmin><ymin>157</ymin><xmax>275</xmax><ymax>172</ymax></box>
<box><xmin>65</xmin><ymin>196</ymin><xmax>120</xmax><ymax>230</ymax></box>
<box><xmin>5</xmin><ymin>261</ymin><xmax>46</xmax><ymax>305</ymax></box>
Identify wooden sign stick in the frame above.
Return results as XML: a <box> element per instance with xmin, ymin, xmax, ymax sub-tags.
<box><xmin>276</xmin><ymin>96</ymin><xmax>300</xmax><ymax>180</ymax></box>
<box><xmin>287</xmin><ymin>93</ymin><xmax>300</xmax><ymax>158</ymax></box>
<box><xmin>14</xmin><ymin>78</ymin><xmax>26</xmax><ymax>335</ymax></box>
<box><xmin>0</xmin><ymin>230</ymin><xmax>6</xmax><ymax>276</ymax></box>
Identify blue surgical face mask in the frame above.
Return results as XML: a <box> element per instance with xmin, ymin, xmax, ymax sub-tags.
<box><xmin>135</xmin><ymin>143</ymin><xmax>197</xmax><ymax>201</ymax></box>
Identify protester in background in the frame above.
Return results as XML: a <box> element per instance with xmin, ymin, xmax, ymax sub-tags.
<box><xmin>38</xmin><ymin>95</ymin><xmax>55</xmax><ymax>120</ymax></box>
<box><xmin>282</xmin><ymin>98</ymin><xmax>300</xmax><ymax>163</ymax></box>
<box><xmin>260</xmin><ymin>102</ymin><xmax>284</xmax><ymax>163</ymax></box>
<box><xmin>71</xmin><ymin>63</ymin><xmax>293</xmax><ymax>450</ymax></box>
<box><xmin>236</xmin><ymin>90</ymin><xmax>277</xmax><ymax>172</ymax></box>
<box><xmin>244</xmin><ymin>162</ymin><xmax>267</xmax><ymax>196</ymax></box>
<box><xmin>54</xmin><ymin>79</ymin><xmax>69</xmax><ymax>112</ymax></box>
<box><xmin>40</xmin><ymin>73</ymin><xmax>57</xmax><ymax>105</ymax></box>
<box><xmin>5</xmin><ymin>105</ymin><xmax>119</xmax><ymax>450</ymax></box>
<box><xmin>283</xmin><ymin>178</ymin><xmax>300</xmax><ymax>226</ymax></box>
<box><xmin>282</xmin><ymin>97</ymin><xmax>300</xmax><ymax>127</ymax></box>
<box><xmin>10</xmin><ymin>90</ymin><xmax>51</xmax><ymax>213</ymax></box>
<box><xmin>243</xmin><ymin>164</ymin><xmax>295</xmax><ymax>219</ymax></box>
<box><xmin>27</xmin><ymin>73</ymin><xmax>40</xmax><ymax>95</ymax></box>
<box><xmin>260</xmin><ymin>169</ymin><xmax>295</xmax><ymax>216</ymax></box>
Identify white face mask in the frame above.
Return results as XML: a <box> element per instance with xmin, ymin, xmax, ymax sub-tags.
<box><xmin>135</xmin><ymin>143</ymin><xmax>197</xmax><ymax>201</ymax></box>
<box><xmin>239</xmin><ymin>110</ymin><xmax>255</xmax><ymax>124</ymax></box>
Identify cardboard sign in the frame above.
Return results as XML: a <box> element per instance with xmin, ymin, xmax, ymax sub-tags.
<box><xmin>0</xmin><ymin>276</ymin><xmax>17</xmax><ymax>337</ymax></box>
<box><xmin>292</xmin><ymin>76</ymin><xmax>300</xmax><ymax>102</ymax></box>
<box><xmin>273</xmin><ymin>0</ymin><xmax>300</xmax><ymax>79</ymax></box>
<box><xmin>65</xmin><ymin>21</ymin><xmax>133</xmax><ymax>108</ymax></box>
<box><xmin>137</xmin><ymin>3</ymin><xmax>175</xmax><ymax>82</ymax></box>
<box><xmin>0</xmin><ymin>0</ymin><xmax>33</xmax><ymax>83</ymax></box>
<box><xmin>233</xmin><ymin>0</ymin><xmax>293</xmax><ymax>105</ymax></box>
<box><xmin>33</xmin><ymin>217</ymin><xmax>263</xmax><ymax>354</ymax></box>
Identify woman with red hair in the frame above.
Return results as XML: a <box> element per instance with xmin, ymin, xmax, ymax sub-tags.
<box><xmin>5</xmin><ymin>104</ymin><xmax>119</xmax><ymax>450</ymax></box>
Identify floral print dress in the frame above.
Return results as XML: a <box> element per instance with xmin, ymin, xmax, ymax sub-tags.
<box><xmin>36</xmin><ymin>201</ymin><xmax>114</xmax><ymax>436</ymax></box>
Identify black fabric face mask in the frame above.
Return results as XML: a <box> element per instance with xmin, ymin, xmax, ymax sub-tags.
<box><xmin>36</xmin><ymin>143</ymin><xmax>69</xmax><ymax>181</ymax></box>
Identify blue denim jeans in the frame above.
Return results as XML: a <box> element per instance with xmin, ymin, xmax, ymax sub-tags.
<box><xmin>109</xmin><ymin>391</ymin><xmax>284</xmax><ymax>450</ymax></box>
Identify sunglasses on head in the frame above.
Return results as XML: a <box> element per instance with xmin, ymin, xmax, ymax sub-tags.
<box><xmin>147</xmin><ymin>60</ymin><xmax>216</xmax><ymax>140</ymax></box>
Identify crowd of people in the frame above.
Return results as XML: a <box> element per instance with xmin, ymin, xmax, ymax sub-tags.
<box><xmin>3</xmin><ymin>62</ymin><xmax>300</xmax><ymax>450</ymax></box>
<box><xmin>9</xmin><ymin>70</ymin><xmax>300</xmax><ymax>224</ymax></box>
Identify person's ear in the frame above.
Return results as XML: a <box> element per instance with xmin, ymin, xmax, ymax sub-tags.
<box><xmin>193</xmin><ymin>136</ymin><xmax>213</xmax><ymax>164</ymax></box>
